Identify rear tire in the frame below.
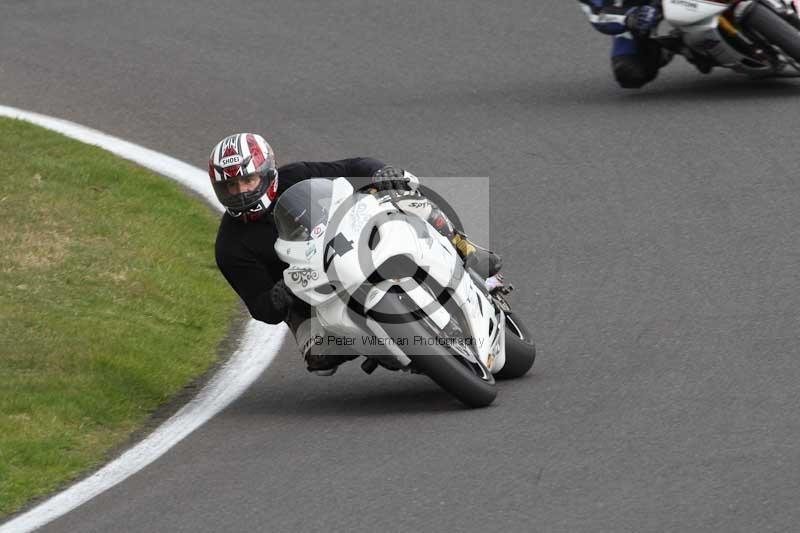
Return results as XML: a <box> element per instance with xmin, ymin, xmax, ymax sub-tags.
<box><xmin>370</xmin><ymin>291</ymin><xmax>497</xmax><ymax>408</ymax></box>
<box><xmin>742</xmin><ymin>2</ymin><xmax>800</xmax><ymax>63</ymax></box>
<box><xmin>494</xmin><ymin>313</ymin><xmax>536</xmax><ymax>380</ymax></box>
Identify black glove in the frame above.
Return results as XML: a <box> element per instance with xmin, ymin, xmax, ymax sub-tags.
<box><xmin>372</xmin><ymin>165</ymin><xmax>406</xmax><ymax>182</ymax></box>
<box><xmin>371</xmin><ymin>166</ymin><xmax>419</xmax><ymax>194</ymax></box>
<box><xmin>270</xmin><ymin>279</ymin><xmax>291</xmax><ymax>313</ymax></box>
<box><xmin>625</xmin><ymin>5</ymin><xmax>660</xmax><ymax>33</ymax></box>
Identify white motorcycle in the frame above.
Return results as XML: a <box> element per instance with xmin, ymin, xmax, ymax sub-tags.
<box><xmin>652</xmin><ymin>0</ymin><xmax>800</xmax><ymax>76</ymax></box>
<box><xmin>273</xmin><ymin>178</ymin><xmax>536</xmax><ymax>408</ymax></box>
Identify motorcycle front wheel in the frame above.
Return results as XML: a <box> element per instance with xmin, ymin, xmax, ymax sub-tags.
<box><xmin>369</xmin><ymin>291</ymin><xmax>497</xmax><ymax>408</ymax></box>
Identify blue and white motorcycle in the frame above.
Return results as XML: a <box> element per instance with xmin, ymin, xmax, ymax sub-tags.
<box><xmin>653</xmin><ymin>0</ymin><xmax>800</xmax><ymax>76</ymax></box>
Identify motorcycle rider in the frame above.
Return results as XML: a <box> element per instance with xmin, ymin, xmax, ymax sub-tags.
<box><xmin>210</xmin><ymin>133</ymin><xmax>501</xmax><ymax>374</ymax></box>
<box><xmin>579</xmin><ymin>1</ymin><xmax>718</xmax><ymax>88</ymax></box>
<box><xmin>579</xmin><ymin>1</ymin><xmax>678</xmax><ymax>88</ymax></box>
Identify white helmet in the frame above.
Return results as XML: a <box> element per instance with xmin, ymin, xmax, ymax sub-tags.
<box><xmin>208</xmin><ymin>133</ymin><xmax>278</xmax><ymax>221</ymax></box>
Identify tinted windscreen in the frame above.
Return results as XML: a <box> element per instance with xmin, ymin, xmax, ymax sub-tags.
<box><xmin>273</xmin><ymin>178</ymin><xmax>334</xmax><ymax>241</ymax></box>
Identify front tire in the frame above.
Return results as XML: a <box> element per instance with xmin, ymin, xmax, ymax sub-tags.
<box><xmin>369</xmin><ymin>291</ymin><xmax>497</xmax><ymax>408</ymax></box>
<box><xmin>742</xmin><ymin>2</ymin><xmax>800</xmax><ymax>63</ymax></box>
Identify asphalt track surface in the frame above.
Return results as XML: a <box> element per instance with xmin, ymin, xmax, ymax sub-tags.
<box><xmin>3</xmin><ymin>1</ymin><xmax>800</xmax><ymax>532</ymax></box>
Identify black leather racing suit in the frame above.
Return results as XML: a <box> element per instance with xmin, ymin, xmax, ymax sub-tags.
<box><xmin>215</xmin><ymin>158</ymin><xmax>386</xmax><ymax>327</ymax></box>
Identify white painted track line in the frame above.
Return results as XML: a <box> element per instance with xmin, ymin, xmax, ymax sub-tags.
<box><xmin>0</xmin><ymin>106</ymin><xmax>287</xmax><ymax>533</ymax></box>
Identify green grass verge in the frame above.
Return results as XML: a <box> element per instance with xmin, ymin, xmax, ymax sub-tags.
<box><xmin>0</xmin><ymin>118</ymin><xmax>238</xmax><ymax>517</ymax></box>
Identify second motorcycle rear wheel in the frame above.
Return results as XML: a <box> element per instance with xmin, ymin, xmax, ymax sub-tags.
<box><xmin>742</xmin><ymin>2</ymin><xmax>800</xmax><ymax>63</ymax></box>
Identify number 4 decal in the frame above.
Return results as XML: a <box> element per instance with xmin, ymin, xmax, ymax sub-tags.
<box><xmin>323</xmin><ymin>233</ymin><xmax>354</xmax><ymax>271</ymax></box>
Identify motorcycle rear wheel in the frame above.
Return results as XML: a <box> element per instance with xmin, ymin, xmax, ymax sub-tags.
<box><xmin>494</xmin><ymin>312</ymin><xmax>536</xmax><ymax>380</ymax></box>
<box><xmin>742</xmin><ymin>2</ymin><xmax>800</xmax><ymax>63</ymax></box>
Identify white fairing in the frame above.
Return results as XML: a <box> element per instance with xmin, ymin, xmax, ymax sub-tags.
<box><xmin>662</xmin><ymin>0</ymin><xmax>728</xmax><ymax>26</ymax></box>
<box><xmin>274</xmin><ymin>178</ymin><xmax>507</xmax><ymax>374</ymax></box>
<box><xmin>657</xmin><ymin>0</ymin><xmax>799</xmax><ymax>75</ymax></box>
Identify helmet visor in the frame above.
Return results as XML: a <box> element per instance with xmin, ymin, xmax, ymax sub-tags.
<box><xmin>212</xmin><ymin>173</ymin><xmax>267</xmax><ymax>212</ymax></box>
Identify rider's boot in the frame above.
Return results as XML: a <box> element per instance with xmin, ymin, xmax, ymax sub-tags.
<box><xmin>686</xmin><ymin>52</ymin><xmax>714</xmax><ymax>74</ymax></box>
<box><xmin>304</xmin><ymin>350</ymin><xmax>358</xmax><ymax>376</ymax></box>
<box><xmin>292</xmin><ymin>312</ymin><xmax>357</xmax><ymax>376</ymax></box>
<box><xmin>695</xmin><ymin>61</ymin><xmax>713</xmax><ymax>74</ymax></box>
<box><xmin>450</xmin><ymin>232</ymin><xmax>503</xmax><ymax>278</ymax></box>
<box><xmin>303</xmin><ymin>338</ymin><xmax>359</xmax><ymax>375</ymax></box>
